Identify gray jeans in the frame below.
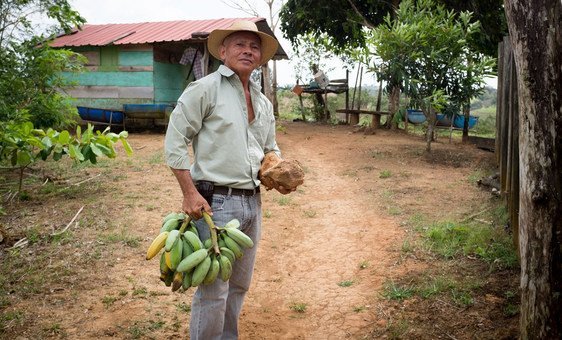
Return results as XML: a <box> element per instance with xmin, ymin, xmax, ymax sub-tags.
<box><xmin>190</xmin><ymin>192</ymin><xmax>262</xmax><ymax>340</ymax></box>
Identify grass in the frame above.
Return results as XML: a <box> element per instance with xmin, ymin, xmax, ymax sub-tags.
<box><xmin>276</xmin><ymin>196</ymin><xmax>291</xmax><ymax>206</ymax></box>
<box><xmin>303</xmin><ymin>209</ymin><xmax>317</xmax><ymax>218</ymax></box>
<box><xmin>423</xmin><ymin>220</ymin><xmax>518</xmax><ymax>269</ymax></box>
<box><xmin>379</xmin><ymin>170</ymin><xmax>392</xmax><ymax>178</ymax></box>
<box><xmin>176</xmin><ymin>302</ymin><xmax>191</xmax><ymax>313</ymax></box>
<box><xmin>289</xmin><ymin>302</ymin><xmax>308</xmax><ymax>313</ymax></box>
<box><xmin>337</xmin><ymin>280</ymin><xmax>354</xmax><ymax>287</ymax></box>
<box><xmin>381</xmin><ymin>281</ymin><xmax>414</xmax><ymax>301</ymax></box>
<box><xmin>102</xmin><ymin>295</ymin><xmax>118</xmax><ymax>308</ymax></box>
<box><xmin>353</xmin><ymin>305</ymin><xmax>366</xmax><ymax>313</ymax></box>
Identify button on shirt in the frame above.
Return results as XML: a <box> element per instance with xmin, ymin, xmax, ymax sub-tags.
<box><xmin>165</xmin><ymin>65</ymin><xmax>281</xmax><ymax>189</ymax></box>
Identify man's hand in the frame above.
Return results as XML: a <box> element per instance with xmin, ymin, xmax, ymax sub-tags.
<box><xmin>259</xmin><ymin>152</ymin><xmax>304</xmax><ymax>194</ymax></box>
<box><xmin>170</xmin><ymin>168</ymin><xmax>212</xmax><ymax>220</ymax></box>
<box><xmin>182</xmin><ymin>192</ymin><xmax>211</xmax><ymax>220</ymax></box>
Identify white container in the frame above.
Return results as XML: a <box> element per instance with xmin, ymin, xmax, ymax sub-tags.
<box><xmin>314</xmin><ymin>70</ymin><xmax>329</xmax><ymax>89</ymax></box>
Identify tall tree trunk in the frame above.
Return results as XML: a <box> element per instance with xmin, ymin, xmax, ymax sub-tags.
<box><xmin>462</xmin><ymin>102</ymin><xmax>470</xmax><ymax>143</ymax></box>
<box><xmin>424</xmin><ymin>106</ymin><xmax>436</xmax><ymax>152</ymax></box>
<box><xmin>272</xmin><ymin>60</ymin><xmax>279</xmax><ymax>118</ymax></box>
<box><xmin>505</xmin><ymin>1</ymin><xmax>562</xmax><ymax>339</ymax></box>
<box><xmin>388</xmin><ymin>85</ymin><xmax>400</xmax><ymax>129</ymax></box>
<box><xmin>261</xmin><ymin>64</ymin><xmax>273</xmax><ymax>104</ymax></box>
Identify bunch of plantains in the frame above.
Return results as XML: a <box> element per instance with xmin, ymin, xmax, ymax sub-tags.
<box><xmin>146</xmin><ymin>211</ymin><xmax>254</xmax><ymax>292</ymax></box>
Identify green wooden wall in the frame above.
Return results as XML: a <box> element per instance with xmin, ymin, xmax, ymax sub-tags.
<box><xmin>154</xmin><ymin>61</ymin><xmax>189</xmax><ymax>104</ymax></box>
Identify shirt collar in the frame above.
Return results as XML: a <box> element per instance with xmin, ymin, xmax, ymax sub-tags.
<box><xmin>218</xmin><ymin>65</ymin><xmax>262</xmax><ymax>92</ymax></box>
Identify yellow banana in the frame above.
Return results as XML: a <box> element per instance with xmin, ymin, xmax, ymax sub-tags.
<box><xmin>146</xmin><ymin>231</ymin><xmax>169</xmax><ymax>260</ymax></box>
<box><xmin>165</xmin><ymin>251</ymin><xmax>173</xmax><ymax>269</ymax></box>
<box><xmin>160</xmin><ymin>251</ymin><xmax>171</xmax><ymax>275</ymax></box>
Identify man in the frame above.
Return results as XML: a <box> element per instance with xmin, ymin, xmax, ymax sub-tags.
<box><xmin>164</xmin><ymin>20</ymin><xmax>285</xmax><ymax>339</ymax></box>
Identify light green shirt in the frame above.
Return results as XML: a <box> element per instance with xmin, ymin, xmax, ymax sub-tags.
<box><xmin>164</xmin><ymin>65</ymin><xmax>280</xmax><ymax>189</ymax></box>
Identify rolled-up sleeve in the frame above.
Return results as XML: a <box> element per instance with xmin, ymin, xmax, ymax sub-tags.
<box><xmin>164</xmin><ymin>82</ymin><xmax>207</xmax><ymax>169</ymax></box>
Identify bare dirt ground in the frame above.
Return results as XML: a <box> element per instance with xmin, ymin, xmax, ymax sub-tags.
<box><xmin>0</xmin><ymin>121</ymin><xmax>518</xmax><ymax>339</ymax></box>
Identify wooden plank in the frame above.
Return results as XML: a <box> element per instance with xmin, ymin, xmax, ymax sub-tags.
<box><xmin>65</xmin><ymin>86</ymin><xmax>153</xmax><ymax>99</ymax></box>
<box><xmin>118</xmin><ymin>86</ymin><xmax>153</xmax><ymax>99</ymax></box>
<box><xmin>61</xmin><ymin>71</ymin><xmax>153</xmax><ymax>87</ymax></box>
<box><xmin>66</xmin><ymin>86</ymin><xmax>119</xmax><ymax>99</ymax></box>
<box><xmin>81</xmin><ymin>51</ymin><xmax>100</xmax><ymax>66</ymax></box>
<box><xmin>117</xmin><ymin>66</ymin><xmax>154</xmax><ymax>72</ymax></box>
<box><xmin>119</xmin><ymin>44</ymin><xmax>153</xmax><ymax>51</ymax></box>
<box><xmin>336</xmin><ymin>109</ymin><xmax>390</xmax><ymax>115</ymax></box>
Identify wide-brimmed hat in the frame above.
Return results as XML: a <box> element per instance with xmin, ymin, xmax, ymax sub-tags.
<box><xmin>207</xmin><ymin>20</ymin><xmax>279</xmax><ymax>66</ymax></box>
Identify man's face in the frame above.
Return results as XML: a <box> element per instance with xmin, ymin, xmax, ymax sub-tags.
<box><xmin>220</xmin><ymin>31</ymin><xmax>262</xmax><ymax>77</ymax></box>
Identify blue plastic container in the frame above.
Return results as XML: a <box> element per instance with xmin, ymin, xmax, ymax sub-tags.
<box><xmin>77</xmin><ymin>106</ymin><xmax>124</xmax><ymax>124</ymax></box>
<box><xmin>453</xmin><ymin>115</ymin><xmax>479</xmax><ymax>129</ymax></box>
<box><xmin>122</xmin><ymin>104</ymin><xmax>171</xmax><ymax>113</ymax></box>
<box><xmin>406</xmin><ymin>109</ymin><xmax>426</xmax><ymax>124</ymax></box>
<box><xmin>436</xmin><ymin>113</ymin><xmax>452</xmax><ymax>126</ymax></box>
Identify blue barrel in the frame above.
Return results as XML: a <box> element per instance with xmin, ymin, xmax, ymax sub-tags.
<box><xmin>406</xmin><ymin>109</ymin><xmax>426</xmax><ymax>124</ymax></box>
<box><xmin>453</xmin><ymin>115</ymin><xmax>479</xmax><ymax>129</ymax></box>
<box><xmin>436</xmin><ymin>113</ymin><xmax>452</xmax><ymax>126</ymax></box>
<box><xmin>122</xmin><ymin>104</ymin><xmax>172</xmax><ymax>113</ymax></box>
<box><xmin>77</xmin><ymin>106</ymin><xmax>124</xmax><ymax>124</ymax></box>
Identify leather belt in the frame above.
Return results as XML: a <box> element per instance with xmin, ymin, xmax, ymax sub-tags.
<box><xmin>214</xmin><ymin>186</ymin><xmax>260</xmax><ymax>196</ymax></box>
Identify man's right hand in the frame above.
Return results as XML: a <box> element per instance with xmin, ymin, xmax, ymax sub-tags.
<box><xmin>182</xmin><ymin>192</ymin><xmax>212</xmax><ymax>220</ymax></box>
<box><xmin>170</xmin><ymin>168</ymin><xmax>213</xmax><ymax>220</ymax></box>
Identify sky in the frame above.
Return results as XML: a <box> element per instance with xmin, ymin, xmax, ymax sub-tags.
<box><xmin>67</xmin><ymin>0</ymin><xmax>370</xmax><ymax>88</ymax></box>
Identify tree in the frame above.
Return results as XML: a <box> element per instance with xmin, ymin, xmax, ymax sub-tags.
<box><xmin>0</xmin><ymin>1</ymin><xmax>131</xmax><ymax>198</ymax></box>
<box><xmin>370</xmin><ymin>0</ymin><xmax>493</xmax><ymax>151</ymax></box>
<box><xmin>280</xmin><ymin>0</ymin><xmax>505</xmax><ymax>131</ymax></box>
<box><xmin>280</xmin><ymin>0</ymin><xmax>506</xmax><ymax>59</ymax></box>
<box><xmin>504</xmin><ymin>0</ymin><xmax>562</xmax><ymax>338</ymax></box>
<box><xmin>0</xmin><ymin>0</ymin><xmax>86</xmax><ymax>129</ymax></box>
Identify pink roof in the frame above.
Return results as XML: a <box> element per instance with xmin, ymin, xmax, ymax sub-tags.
<box><xmin>53</xmin><ymin>17</ymin><xmax>250</xmax><ymax>43</ymax></box>
<box><xmin>51</xmin><ymin>17</ymin><xmax>287</xmax><ymax>59</ymax></box>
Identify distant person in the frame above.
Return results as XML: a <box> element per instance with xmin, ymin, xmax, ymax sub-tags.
<box><xmin>164</xmin><ymin>20</ymin><xmax>291</xmax><ymax>339</ymax></box>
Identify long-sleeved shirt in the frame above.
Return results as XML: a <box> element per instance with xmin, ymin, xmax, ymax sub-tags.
<box><xmin>164</xmin><ymin>65</ymin><xmax>281</xmax><ymax>190</ymax></box>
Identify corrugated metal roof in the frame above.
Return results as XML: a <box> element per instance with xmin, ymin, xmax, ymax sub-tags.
<box><xmin>50</xmin><ymin>17</ymin><xmax>288</xmax><ymax>59</ymax></box>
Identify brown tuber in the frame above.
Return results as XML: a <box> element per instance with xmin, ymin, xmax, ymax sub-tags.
<box><xmin>259</xmin><ymin>152</ymin><xmax>304</xmax><ymax>194</ymax></box>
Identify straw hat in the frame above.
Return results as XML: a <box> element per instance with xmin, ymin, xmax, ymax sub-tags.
<box><xmin>207</xmin><ymin>20</ymin><xmax>279</xmax><ymax>66</ymax></box>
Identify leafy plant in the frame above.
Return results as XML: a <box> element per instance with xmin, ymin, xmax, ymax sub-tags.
<box><xmin>0</xmin><ymin>122</ymin><xmax>132</xmax><ymax>191</ymax></box>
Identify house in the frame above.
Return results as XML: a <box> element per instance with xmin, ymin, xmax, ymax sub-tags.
<box><xmin>50</xmin><ymin>17</ymin><xmax>288</xmax><ymax>128</ymax></box>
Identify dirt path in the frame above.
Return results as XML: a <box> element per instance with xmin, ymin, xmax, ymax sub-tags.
<box><xmin>1</xmin><ymin>121</ymin><xmax>500</xmax><ymax>339</ymax></box>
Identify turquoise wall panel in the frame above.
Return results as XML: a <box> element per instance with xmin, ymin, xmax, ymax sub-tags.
<box><xmin>119</xmin><ymin>51</ymin><xmax>153</xmax><ymax>66</ymax></box>
<box><xmin>153</xmin><ymin>61</ymin><xmax>189</xmax><ymax>103</ymax></box>
<box><xmin>61</xmin><ymin>71</ymin><xmax>153</xmax><ymax>87</ymax></box>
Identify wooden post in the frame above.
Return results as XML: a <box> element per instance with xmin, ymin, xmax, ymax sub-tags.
<box><xmin>372</xmin><ymin>78</ymin><xmax>383</xmax><ymax>129</ymax></box>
